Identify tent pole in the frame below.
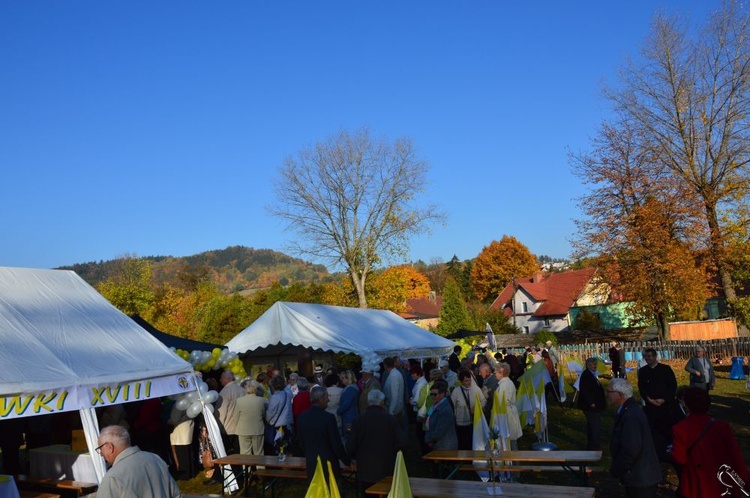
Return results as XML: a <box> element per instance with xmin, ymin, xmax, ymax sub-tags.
<box><xmin>79</xmin><ymin>407</ymin><xmax>107</xmax><ymax>482</ymax></box>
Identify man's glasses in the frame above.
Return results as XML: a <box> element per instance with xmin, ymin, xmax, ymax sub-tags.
<box><xmin>95</xmin><ymin>442</ymin><xmax>111</xmax><ymax>454</ymax></box>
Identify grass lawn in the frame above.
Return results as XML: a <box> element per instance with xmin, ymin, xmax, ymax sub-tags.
<box><xmin>179</xmin><ymin>360</ymin><xmax>750</xmax><ymax>497</ymax></box>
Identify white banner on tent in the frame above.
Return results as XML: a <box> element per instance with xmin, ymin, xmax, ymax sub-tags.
<box><xmin>0</xmin><ymin>373</ymin><xmax>195</xmax><ymax>420</ymax></box>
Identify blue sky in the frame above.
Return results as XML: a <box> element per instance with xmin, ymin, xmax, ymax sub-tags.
<box><xmin>0</xmin><ymin>1</ymin><xmax>719</xmax><ymax>270</ymax></box>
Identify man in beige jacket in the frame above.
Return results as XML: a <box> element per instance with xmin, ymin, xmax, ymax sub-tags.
<box><xmin>235</xmin><ymin>379</ymin><xmax>268</xmax><ymax>455</ymax></box>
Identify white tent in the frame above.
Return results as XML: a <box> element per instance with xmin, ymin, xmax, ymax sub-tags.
<box><xmin>0</xmin><ymin>267</ymin><xmax>232</xmax><ymax>490</ymax></box>
<box><xmin>225</xmin><ymin>301</ymin><xmax>455</xmax><ymax>359</ymax></box>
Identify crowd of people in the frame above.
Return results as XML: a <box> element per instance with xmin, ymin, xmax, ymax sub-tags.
<box><xmin>578</xmin><ymin>345</ymin><xmax>748</xmax><ymax>497</ymax></box>
<box><xmin>1</xmin><ymin>342</ymin><xmax>747</xmax><ymax>498</ymax></box>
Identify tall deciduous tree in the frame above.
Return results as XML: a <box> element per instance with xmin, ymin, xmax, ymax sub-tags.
<box><xmin>436</xmin><ymin>276</ymin><xmax>472</xmax><ymax>337</ymax></box>
<box><xmin>271</xmin><ymin>128</ymin><xmax>444</xmax><ymax>308</ymax></box>
<box><xmin>571</xmin><ymin>118</ymin><xmax>710</xmax><ymax>339</ymax></box>
<box><xmin>368</xmin><ymin>265</ymin><xmax>431</xmax><ymax>313</ymax></box>
<box><xmin>607</xmin><ymin>0</ymin><xmax>750</xmax><ymax>309</ymax></box>
<box><xmin>470</xmin><ymin>235</ymin><xmax>539</xmax><ymax>303</ymax></box>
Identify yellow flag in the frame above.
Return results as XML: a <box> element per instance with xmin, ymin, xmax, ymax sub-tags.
<box><xmin>305</xmin><ymin>456</ymin><xmax>331</xmax><ymax>498</ymax></box>
<box><xmin>327</xmin><ymin>460</ymin><xmax>341</xmax><ymax>498</ymax></box>
<box><xmin>387</xmin><ymin>450</ymin><xmax>413</xmax><ymax>498</ymax></box>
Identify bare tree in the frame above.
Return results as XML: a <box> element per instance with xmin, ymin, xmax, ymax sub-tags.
<box><xmin>271</xmin><ymin>128</ymin><xmax>444</xmax><ymax>308</ymax></box>
<box><xmin>606</xmin><ymin>0</ymin><xmax>750</xmax><ymax>307</ymax></box>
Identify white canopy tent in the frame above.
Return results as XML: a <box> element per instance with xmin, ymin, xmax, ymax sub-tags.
<box><xmin>225</xmin><ymin>301</ymin><xmax>455</xmax><ymax>360</ymax></box>
<box><xmin>0</xmin><ymin>267</ymin><xmax>233</xmax><ymax>490</ymax></box>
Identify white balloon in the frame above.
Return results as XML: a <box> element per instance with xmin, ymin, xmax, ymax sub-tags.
<box><xmin>198</xmin><ymin>381</ymin><xmax>209</xmax><ymax>394</ymax></box>
<box><xmin>201</xmin><ymin>351</ymin><xmax>212</xmax><ymax>363</ymax></box>
<box><xmin>175</xmin><ymin>397</ymin><xmax>190</xmax><ymax>411</ymax></box>
<box><xmin>186</xmin><ymin>391</ymin><xmax>199</xmax><ymax>402</ymax></box>
<box><xmin>186</xmin><ymin>401</ymin><xmax>202</xmax><ymax>418</ymax></box>
<box><xmin>204</xmin><ymin>390</ymin><xmax>219</xmax><ymax>403</ymax></box>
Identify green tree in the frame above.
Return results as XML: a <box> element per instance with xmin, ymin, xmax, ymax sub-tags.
<box><xmin>271</xmin><ymin>127</ymin><xmax>445</xmax><ymax>308</ymax></box>
<box><xmin>467</xmin><ymin>303</ymin><xmax>519</xmax><ymax>335</ymax></box>
<box><xmin>470</xmin><ymin>235</ymin><xmax>539</xmax><ymax>303</ymax></box>
<box><xmin>97</xmin><ymin>256</ymin><xmax>154</xmax><ymax>316</ymax></box>
<box><xmin>534</xmin><ymin>330</ymin><xmax>557</xmax><ymax>346</ymax></box>
<box><xmin>435</xmin><ymin>276</ymin><xmax>472</xmax><ymax>337</ymax></box>
<box><xmin>574</xmin><ymin>309</ymin><xmax>602</xmax><ymax>331</ymax></box>
<box><xmin>197</xmin><ymin>294</ymin><xmax>255</xmax><ymax>344</ymax></box>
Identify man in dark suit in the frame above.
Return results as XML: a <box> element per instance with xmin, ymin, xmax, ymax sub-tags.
<box><xmin>577</xmin><ymin>357</ymin><xmax>606</xmax><ymax>450</ymax></box>
<box><xmin>297</xmin><ymin>385</ymin><xmax>350</xmax><ymax>482</ymax></box>
<box><xmin>346</xmin><ymin>389</ymin><xmax>407</xmax><ymax>494</ymax></box>
<box><xmin>608</xmin><ymin>378</ymin><xmax>661</xmax><ymax>497</ymax></box>
<box><xmin>448</xmin><ymin>345</ymin><xmax>462</xmax><ymax>373</ymax></box>
<box><xmin>637</xmin><ymin>347</ymin><xmax>679</xmax><ymax>461</ymax></box>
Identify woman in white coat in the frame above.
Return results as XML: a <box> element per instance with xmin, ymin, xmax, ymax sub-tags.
<box><xmin>450</xmin><ymin>369</ymin><xmax>486</xmax><ymax>450</ymax></box>
<box><xmin>494</xmin><ymin>362</ymin><xmax>523</xmax><ymax>450</ymax></box>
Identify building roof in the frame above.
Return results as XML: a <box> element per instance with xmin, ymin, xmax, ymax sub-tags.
<box><xmin>401</xmin><ymin>295</ymin><xmax>442</xmax><ymax>320</ymax></box>
<box><xmin>490</xmin><ymin>268</ymin><xmax>598</xmax><ymax>318</ymax></box>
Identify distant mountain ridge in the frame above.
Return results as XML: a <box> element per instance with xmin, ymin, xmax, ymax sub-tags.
<box><xmin>59</xmin><ymin>245</ymin><xmax>332</xmax><ymax>294</ymax></box>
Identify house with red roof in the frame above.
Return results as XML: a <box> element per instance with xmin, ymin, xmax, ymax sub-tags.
<box><xmin>400</xmin><ymin>292</ymin><xmax>442</xmax><ymax>329</ymax></box>
<box><xmin>489</xmin><ymin>267</ymin><xmax>608</xmax><ymax>335</ymax></box>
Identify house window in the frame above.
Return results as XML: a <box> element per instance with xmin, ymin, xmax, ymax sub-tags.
<box><xmin>544</xmin><ymin>318</ymin><xmax>550</xmax><ymax>327</ymax></box>
<box><xmin>523</xmin><ymin>326</ymin><xmax>530</xmax><ymax>334</ymax></box>
<box><xmin>522</xmin><ymin>302</ymin><xmax>528</xmax><ymax>313</ymax></box>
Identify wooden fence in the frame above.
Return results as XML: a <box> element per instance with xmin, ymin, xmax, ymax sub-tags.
<box><xmin>558</xmin><ymin>337</ymin><xmax>750</xmax><ymax>364</ymax></box>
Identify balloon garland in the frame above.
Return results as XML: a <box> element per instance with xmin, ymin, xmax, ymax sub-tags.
<box><xmin>359</xmin><ymin>349</ymin><xmax>381</xmax><ymax>374</ymax></box>
<box><xmin>170</xmin><ymin>347</ymin><xmax>247</xmax><ymax>379</ymax></box>
<box><xmin>172</xmin><ymin>378</ymin><xmax>220</xmax><ymax>419</ymax></box>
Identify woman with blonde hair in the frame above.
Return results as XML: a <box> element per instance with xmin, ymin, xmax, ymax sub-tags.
<box><xmin>337</xmin><ymin>370</ymin><xmax>359</xmax><ymax>442</ymax></box>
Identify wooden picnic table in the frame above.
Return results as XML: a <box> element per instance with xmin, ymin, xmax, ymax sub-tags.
<box><xmin>366</xmin><ymin>476</ymin><xmax>596</xmax><ymax>497</ymax></box>
<box><xmin>212</xmin><ymin>454</ymin><xmax>353</xmax><ymax>496</ymax></box>
<box><xmin>422</xmin><ymin>450</ymin><xmax>602</xmax><ymax>484</ymax></box>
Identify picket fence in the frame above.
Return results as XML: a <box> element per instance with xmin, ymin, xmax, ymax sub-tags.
<box><xmin>557</xmin><ymin>337</ymin><xmax>750</xmax><ymax>364</ymax></box>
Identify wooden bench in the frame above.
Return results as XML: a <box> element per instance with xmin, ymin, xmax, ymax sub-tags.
<box><xmin>458</xmin><ymin>464</ymin><xmax>604</xmax><ymax>474</ymax></box>
<box><xmin>16</xmin><ymin>475</ymin><xmax>98</xmax><ymax>498</ymax></box>
<box><xmin>253</xmin><ymin>468</ymin><xmax>308</xmax><ymax>498</ymax></box>
<box><xmin>18</xmin><ymin>491</ymin><xmax>61</xmax><ymax>498</ymax></box>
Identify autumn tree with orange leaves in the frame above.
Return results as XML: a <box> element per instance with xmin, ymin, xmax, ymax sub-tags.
<box><xmin>571</xmin><ymin>119</ymin><xmax>709</xmax><ymax>340</ymax></box>
<box><xmin>470</xmin><ymin>235</ymin><xmax>539</xmax><ymax>303</ymax></box>
<box><xmin>601</xmin><ymin>1</ymin><xmax>750</xmax><ymax>315</ymax></box>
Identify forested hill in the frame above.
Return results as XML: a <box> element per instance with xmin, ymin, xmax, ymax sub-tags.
<box><xmin>59</xmin><ymin>245</ymin><xmax>332</xmax><ymax>293</ymax></box>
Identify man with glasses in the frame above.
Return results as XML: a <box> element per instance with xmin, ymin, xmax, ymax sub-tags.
<box><xmin>608</xmin><ymin>378</ymin><xmax>661</xmax><ymax>498</ymax></box>
<box><xmin>96</xmin><ymin>424</ymin><xmax>181</xmax><ymax>498</ymax></box>
<box><xmin>424</xmin><ymin>380</ymin><xmax>457</xmax><ymax>451</ymax></box>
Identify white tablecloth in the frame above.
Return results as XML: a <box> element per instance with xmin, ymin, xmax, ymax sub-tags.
<box><xmin>0</xmin><ymin>475</ymin><xmax>20</xmax><ymax>498</ymax></box>
<box><xmin>29</xmin><ymin>444</ymin><xmax>97</xmax><ymax>483</ymax></box>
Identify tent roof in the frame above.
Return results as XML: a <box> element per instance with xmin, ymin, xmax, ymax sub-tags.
<box><xmin>130</xmin><ymin>314</ymin><xmax>223</xmax><ymax>352</ymax></box>
<box><xmin>0</xmin><ymin>267</ymin><xmax>193</xmax><ymax>398</ymax></box>
<box><xmin>225</xmin><ymin>301</ymin><xmax>455</xmax><ymax>359</ymax></box>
